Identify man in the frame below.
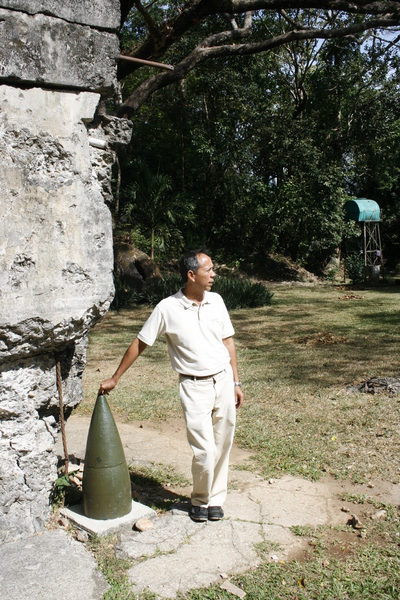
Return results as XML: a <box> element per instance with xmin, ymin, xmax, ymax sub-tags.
<box><xmin>99</xmin><ymin>248</ymin><xmax>244</xmax><ymax>522</ymax></box>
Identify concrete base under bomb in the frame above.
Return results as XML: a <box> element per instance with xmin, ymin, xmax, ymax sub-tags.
<box><xmin>61</xmin><ymin>500</ymin><xmax>156</xmax><ymax>535</ymax></box>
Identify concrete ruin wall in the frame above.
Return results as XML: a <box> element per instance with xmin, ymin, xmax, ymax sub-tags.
<box><xmin>0</xmin><ymin>0</ymin><xmax>132</xmax><ymax>542</ymax></box>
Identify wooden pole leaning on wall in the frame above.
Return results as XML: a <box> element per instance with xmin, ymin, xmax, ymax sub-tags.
<box><xmin>55</xmin><ymin>353</ymin><xmax>69</xmax><ymax>476</ymax></box>
<box><xmin>119</xmin><ymin>54</ymin><xmax>174</xmax><ymax>71</ymax></box>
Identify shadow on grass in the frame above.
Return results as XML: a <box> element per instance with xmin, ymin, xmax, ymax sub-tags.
<box><xmin>129</xmin><ymin>468</ymin><xmax>191</xmax><ymax>513</ymax></box>
<box><xmin>360</xmin><ymin>285</ymin><xmax>400</xmax><ymax>294</ymax></box>
<box><xmin>235</xmin><ymin>310</ymin><xmax>399</xmax><ymax>349</ymax></box>
<box><xmin>363</xmin><ymin>310</ymin><xmax>400</xmax><ymax>327</ymax></box>
<box><xmin>239</xmin><ymin>333</ymin><xmax>400</xmax><ymax>390</ymax></box>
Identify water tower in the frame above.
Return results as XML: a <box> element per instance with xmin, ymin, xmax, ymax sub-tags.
<box><xmin>343</xmin><ymin>198</ymin><xmax>382</xmax><ymax>284</ymax></box>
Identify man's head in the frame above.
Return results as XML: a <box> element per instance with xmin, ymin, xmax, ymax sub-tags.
<box><xmin>180</xmin><ymin>248</ymin><xmax>215</xmax><ymax>293</ymax></box>
<box><xmin>180</xmin><ymin>247</ymin><xmax>210</xmax><ymax>282</ymax></box>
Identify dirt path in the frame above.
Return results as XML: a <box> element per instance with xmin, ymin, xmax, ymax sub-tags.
<box><xmin>58</xmin><ymin>415</ymin><xmax>400</xmax><ymax>598</ymax></box>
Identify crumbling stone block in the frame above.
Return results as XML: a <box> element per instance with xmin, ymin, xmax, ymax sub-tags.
<box><xmin>0</xmin><ymin>9</ymin><xmax>119</xmax><ymax>93</ymax></box>
<box><xmin>0</xmin><ymin>0</ymin><xmax>121</xmax><ymax>30</ymax></box>
<box><xmin>0</xmin><ymin>0</ymin><xmax>132</xmax><ymax>542</ymax></box>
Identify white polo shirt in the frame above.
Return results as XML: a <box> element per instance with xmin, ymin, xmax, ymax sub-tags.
<box><xmin>137</xmin><ymin>289</ymin><xmax>235</xmax><ymax>376</ymax></box>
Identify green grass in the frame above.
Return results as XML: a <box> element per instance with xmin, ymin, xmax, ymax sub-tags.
<box><xmin>80</xmin><ymin>284</ymin><xmax>400</xmax><ymax>484</ymax></box>
<box><xmin>129</xmin><ymin>462</ymin><xmax>190</xmax><ymax>488</ymax></box>
<box><xmin>232</xmin><ymin>284</ymin><xmax>400</xmax><ymax>483</ymax></box>
<box><xmin>88</xmin><ymin>534</ymin><xmax>134</xmax><ymax>600</ymax></box>
<box><xmin>91</xmin><ymin>508</ymin><xmax>400</xmax><ymax>600</ymax></box>
<box><xmin>186</xmin><ymin>545</ymin><xmax>400</xmax><ymax>599</ymax></box>
<box><xmin>87</xmin><ymin>534</ymin><xmax>157</xmax><ymax>600</ymax></box>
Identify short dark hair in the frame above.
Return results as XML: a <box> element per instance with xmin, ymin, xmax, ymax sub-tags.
<box><xmin>180</xmin><ymin>247</ymin><xmax>210</xmax><ymax>282</ymax></box>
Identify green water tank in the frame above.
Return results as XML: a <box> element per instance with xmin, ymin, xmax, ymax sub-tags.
<box><xmin>344</xmin><ymin>198</ymin><xmax>380</xmax><ymax>222</ymax></box>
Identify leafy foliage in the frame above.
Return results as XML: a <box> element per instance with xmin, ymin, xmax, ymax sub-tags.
<box><xmin>113</xmin><ymin>7</ymin><xmax>400</xmax><ymax>272</ymax></box>
<box><xmin>121</xmin><ymin>159</ymin><xmax>195</xmax><ymax>260</ymax></box>
<box><xmin>110</xmin><ymin>274</ymin><xmax>133</xmax><ymax>311</ymax></box>
<box><xmin>211</xmin><ymin>276</ymin><xmax>274</xmax><ymax>310</ymax></box>
<box><xmin>51</xmin><ymin>472</ymin><xmax>82</xmax><ymax>508</ymax></box>
<box><xmin>131</xmin><ymin>273</ymin><xmax>182</xmax><ymax>306</ymax></box>
<box><xmin>345</xmin><ymin>251</ymin><xmax>364</xmax><ymax>284</ymax></box>
<box><xmin>129</xmin><ymin>274</ymin><xmax>273</xmax><ymax>310</ymax></box>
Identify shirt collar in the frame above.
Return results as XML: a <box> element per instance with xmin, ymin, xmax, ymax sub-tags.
<box><xmin>177</xmin><ymin>288</ymin><xmax>211</xmax><ymax>308</ymax></box>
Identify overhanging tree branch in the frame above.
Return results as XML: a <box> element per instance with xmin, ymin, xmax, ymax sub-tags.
<box><xmin>117</xmin><ymin>1</ymin><xmax>400</xmax><ymax>79</ymax></box>
<box><xmin>117</xmin><ymin>13</ymin><xmax>399</xmax><ymax>117</ymax></box>
<box><xmin>279</xmin><ymin>8</ymin><xmax>311</xmax><ymax>29</ymax></box>
<box><xmin>372</xmin><ymin>30</ymin><xmax>400</xmax><ymax>51</ymax></box>
<box><xmin>134</xmin><ymin>0</ymin><xmax>160</xmax><ymax>38</ymax></box>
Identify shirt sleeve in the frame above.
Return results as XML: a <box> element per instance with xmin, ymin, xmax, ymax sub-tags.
<box><xmin>220</xmin><ymin>296</ymin><xmax>235</xmax><ymax>339</ymax></box>
<box><xmin>137</xmin><ymin>305</ymin><xmax>166</xmax><ymax>346</ymax></box>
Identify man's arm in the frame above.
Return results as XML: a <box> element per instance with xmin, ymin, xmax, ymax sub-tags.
<box><xmin>222</xmin><ymin>336</ymin><xmax>244</xmax><ymax>409</ymax></box>
<box><xmin>99</xmin><ymin>337</ymin><xmax>148</xmax><ymax>395</ymax></box>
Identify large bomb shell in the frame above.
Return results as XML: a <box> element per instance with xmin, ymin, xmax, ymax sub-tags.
<box><xmin>82</xmin><ymin>395</ymin><xmax>132</xmax><ymax>519</ymax></box>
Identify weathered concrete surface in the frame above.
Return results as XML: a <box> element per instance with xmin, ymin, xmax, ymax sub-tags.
<box><xmin>87</xmin><ymin>114</ymin><xmax>133</xmax><ymax>206</ymax></box>
<box><xmin>61</xmin><ymin>500</ymin><xmax>156</xmax><ymax>535</ymax></box>
<box><xmin>0</xmin><ymin>0</ymin><xmax>121</xmax><ymax>29</ymax></box>
<box><xmin>0</xmin><ymin>9</ymin><xmax>119</xmax><ymax>93</ymax></box>
<box><xmin>0</xmin><ymin>83</ymin><xmax>131</xmax><ymax>541</ymax></box>
<box><xmin>124</xmin><ymin>514</ymin><xmax>266</xmax><ymax>598</ymax></box>
<box><xmin>58</xmin><ymin>415</ymin><xmax>400</xmax><ymax>599</ymax></box>
<box><xmin>0</xmin><ymin>86</ymin><xmax>114</xmax><ymax>354</ymax></box>
<box><xmin>0</xmin><ymin>529</ymin><xmax>109</xmax><ymax>600</ymax></box>
<box><xmin>0</xmin><ymin>339</ymin><xmax>87</xmax><ymax>543</ymax></box>
<box><xmin>0</xmin><ymin>0</ymin><xmax>128</xmax><ymax>544</ymax></box>
<box><xmin>120</xmin><ymin>473</ymin><xmax>344</xmax><ymax>598</ymax></box>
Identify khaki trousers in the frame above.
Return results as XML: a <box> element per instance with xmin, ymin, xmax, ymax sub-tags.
<box><xmin>179</xmin><ymin>365</ymin><xmax>236</xmax><ymax>507</ymax></box>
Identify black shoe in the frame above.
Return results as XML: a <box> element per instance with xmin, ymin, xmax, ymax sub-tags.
<box><xmin>190</xmin><ymin>505</ymin><xmax>208</xmax><ymax>522</ymax></box>
<box><xmin>208</xmin><ymin>506</ymin><xmax>224</xmax><ymax>521</ymax></box>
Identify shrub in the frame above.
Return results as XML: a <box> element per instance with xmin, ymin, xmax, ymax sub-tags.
<box><xmin>345</xmin><ymin>251</ymin><xmax>364</xmax><ymax>284</ymax></box>
<box><xmin>131</xmin><ymin>273</ymin><xmax>182</xmax><ymax>306</ymax></box>
<box><xmin>213</xmin><ymin>277</ymin><xmax>273</xmax><ymax>309</ymax></box>
<box><xmin>130</xmin><ymin>274</ymin><xmax>273</xmax><ymax>310</ymax></box>
<box><xmin>110</xmin><ymin>274</ymin><xmax>132</xmax><ymax>310</ymax></box>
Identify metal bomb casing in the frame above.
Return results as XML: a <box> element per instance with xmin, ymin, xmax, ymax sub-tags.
<box><xmin>82</xmin><ymin>394</ymin><xmax>132</xmax><ymax>519</ymax></box>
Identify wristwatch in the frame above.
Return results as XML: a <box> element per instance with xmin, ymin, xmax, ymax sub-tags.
<box><xmin>234</xmin><ymin>382</ymin><xmax>242</xmax><ymax>387</ymax></box>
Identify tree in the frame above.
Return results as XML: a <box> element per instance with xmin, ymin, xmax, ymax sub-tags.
<box><xmin>114</xmin><ymin>2</ymin><xmax>400</xmax><ymax>271</ymax></box>
<box><xmin>116</xmin><ymin>2</ymin><xmax>400</xmax><ymax>118</ymax></box>
<box><xmin>122</xmin><ymin>160</ymin><xmax>195</xmax><ymax>259</ymax></box>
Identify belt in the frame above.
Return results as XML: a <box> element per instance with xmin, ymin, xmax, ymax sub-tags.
<box><xmin>179</xmin><ymin>370</ymin><xmax>224</xmax><ymax>381</ymax></box>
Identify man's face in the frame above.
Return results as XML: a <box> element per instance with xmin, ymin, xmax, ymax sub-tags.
<box><xmin>191</xmin><ymin>253</ymin><xmax>215</xmax><ymax>291</ymax></box>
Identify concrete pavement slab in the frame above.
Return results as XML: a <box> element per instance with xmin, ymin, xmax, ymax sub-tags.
<box><xmin>0</xmin><ymin>529</ymin><xmax>108</xmax><ymax>600</ymax></box>
<box><xmin>124</xmin><ymin>514</ymin><xmax>264</xmax><ymax>599</ymax></box>
<box><xmin>245</xmin><ymin>475</ymin><xmax>350</xmax><ymax>527</ymax></box>
<box><xmin>116</xmin><ymin>485</ymin><xmax>308</xmax><ymax>598</ymax></box>
<box><xmin>118</xmin><ymin>510</ymin><xmax>202</xmax><ymax>559</ymax></box>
